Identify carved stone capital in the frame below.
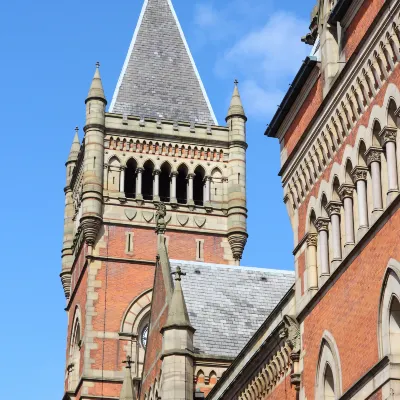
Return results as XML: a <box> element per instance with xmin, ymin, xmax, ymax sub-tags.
<box><xmin>120</xmin><ymin>166</ymin><xmax>126</xmax><ymax>171</ymax></box>
<box><xmin>351</xmin><ymin>166</ymin><xmax>368</xmax><ymax>183</ymax></box>
<box><xmin>170</xmin><ymin>171</ymin><xmax>178</xmax><ymax>177</ymax></box>
<box><xmin>228</xmin><ymin>232</ymin><xmax>248</xmax><ymax>261</ymax></box>
<box><xmin>338</xmin><ymin>184</ymin><xmax>354</xmax><ymax>200</ymax></box>
<box><xmin>81</xmin><ymin>216</ymin><xmax>102</xmax><ymax>246</ymax></box>
<box><xmin>365</xmin><ymin>147</ymin><xmax>382</xmax><ymax>165</ymax></box>
<box><xmin>136</xmin><ymin>167</ymin><xmax>144</xmax><ymax>174</ymax></box>
<box><xmin>153</xmin><ymin>169</ymin><xmax>161</xmax><ymax>176</ymax></box>
<box><xmin>379</xmin><ymin>126</ymin><xmax>397</xmax><ymax>145</ymax></box>
<box><xmin>187</xmin><ymin>173</ymin><xmax>195</xmax><ymax>180</ymax></box>
<box><xmin>306</xmin><ymin>233</ymin><xmax>318</xmax><ymax>247</ymax></box>
<box><xmin>314</xmin><ymin>217</ymin><xmax>329</xmax><ymax>232</ymax></box>
<box><xmin>325</xmin><ymin>201</ymin><xmax>341</xmax><ymax>217</ymax></box>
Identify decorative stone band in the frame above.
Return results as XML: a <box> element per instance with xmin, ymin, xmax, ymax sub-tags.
<box><xmin>338</xmin><ymin>183</ymin><xmax>354</xmax><ymax>200</ymax></box>
<box><xmin>351</xmin><ymin>166</ymin><xmax>368</xmax><ymax>183</ymax></box>
<box><xmin>325</xmin><ymin>201</ymin><xmax>342</xmax><ymax>217</ymax></box>
<box><xmin>365</xmin><ymin>147</ymin><xmax>382</xmax><ymax>166</ymax></box>
<box><xmin>314</xmin><ymin>217</ymin><xmax>329</xmax><ymax>232</ymax></box>
<box><xmin>228</xmin><ymin>232</ymin><xmax>248</xmax><ymax>261</ymax></box>
<box><xmin>306</xmin><ymin>233</ymin><xmax>318</xmax><ymax>247</ymax></box>
<box><xmin>379</xmin><ymin>126</ymin><xmax>397</xmax><ymax>145</ymax></box>
<box><xmin>237</xmin><ymin>316</ymin><xmax>301</xmax><ymax>400</ymax></box>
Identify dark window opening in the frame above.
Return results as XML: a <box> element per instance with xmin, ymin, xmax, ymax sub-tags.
<box><xmin>194</xmin><ymin>166</ymin><xmax>205</xmax><ymax>206</ymax></box>
<box><xmin>160</xmin><ymin>163</ymin><xmax>171</xmax><ymax>202</ymax></box>
<box><xmin>177</xmin><ymin>165</ymin><xmax>188</xmax><ymax>204</ymax></box>
<box><xmin>142</xmin><ymin>161</ymin><xmax>154</xmax><ymax>201</ymax></box>
<box><xmin>125</xmin><ymin>159</ymin><xmax>137</xmax><ymax>199</ymax></box>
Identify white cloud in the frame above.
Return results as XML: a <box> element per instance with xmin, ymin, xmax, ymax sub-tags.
<box><xmin>194</xmin><ymin>3</ymin><xmax>218</xmax><ymax>28</ymax></box>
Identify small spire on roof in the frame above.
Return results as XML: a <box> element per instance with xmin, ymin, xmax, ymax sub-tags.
<box><xmin>163</xmin><ymin>267</ymin><xmax>194</xmax><ymax>331</ymax></box>
<box><xmin>67</xmin><ymin>126</ymin><xmax>81</xmax><ymax>162</ymax></box>
<box><xmin>119</xmin><ymin>356</ymin><xmax>136</xmax><ymax>400</ymax></box>
<box><xmin>226</xmin><ymin>79</ymin><xmax>246</xmax><ymax>121</ymax></box>
<box><xmin>86</xmin><ymin>62</ymin><xmax>107</xmax><ymax>104</ymax></box>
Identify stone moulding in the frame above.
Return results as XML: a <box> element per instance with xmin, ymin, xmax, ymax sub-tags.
<box><xmin>237</xmin><ymin>315</ymin><xmax>301</xmax><ymax>400</ymax></box>
<box><xmin>282</xmin><ymin>5</ymin><xmax>400</xmax><ymax>210</ymax></box>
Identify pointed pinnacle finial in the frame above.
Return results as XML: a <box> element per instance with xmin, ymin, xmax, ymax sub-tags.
<box><xmin>172</xmin><ymin>266</ymin><xmax>186</xmax><ymax>281</ymax></box>
<box><xmin>86</xmin><ymin>62</ymin><xmax>107</xmax><ymax>104</ymax></box>
<box><xmin>75</xmin><ymin>126</ymin><xmax>79</xmax><ymax>134</ymax></box>
<box><xmin>226</xmin><ymin>79</ymin><xmax>246</xmax><ymax>121</ymax></box>
<box><xmin>119</xmin><ymin>355</ymin><xmax>136</xmax><ymax>400</ymax></box>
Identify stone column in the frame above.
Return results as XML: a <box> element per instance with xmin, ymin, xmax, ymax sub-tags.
<box><xmin>307</xmin><ymin>233</ymin><xmax>318</xmax><ymax>292</ymax></box>
<box><xmin>136</xmin><ymin>167</ymin><xmax>143</xmax><ymax>201</ymax></box>
<box><xmin>380</xmin><ymin>127</ymin><xmax>399</xmax><ymax>204</ymax></box>
<box><xmin>103</xmin><ymin>164</ymin><xmax>109</xmax><ymax>191</ymax></box>
<box><xmin>366</xmin><ymin>147</ymin><xmax>383</xmax><ymax>219</ymax></box>
<box><xmin>315</xmin><ymin>218</ymin><xmax>330</xmax><ymax>277</ymax></box>
<box><xmin>352</xmin><ymin>166</ymin><xmax>369</xmax><ymax>239</ymax></box>
<box><xmin>204</xmin><ymin>176</ymin><xmax>212</xmax><ymax>203</ymax></box>
<box><xmin>119</xmin><ymin>166</ymin><xmax>125</xmax><ymax>194</ymax></box>
<box><xmin>187</xmin><ymin>173</ymin><xmax>195</xmax><ymax>207</ymax></box>
<box><xmin>153</xmin><ymin>169</ymin><xmax>160</xmax><ymax>202</ymax></box>
<box><xmin>170</xmin><ymin>171</ymin><xmax>178</xmax><ymax>204</ymax></box>
<box><xmin>325</xmin><ymin>201</ymin><xmax>342</xmax><ymax>269</ymax></box>
<box><xmin>339</xmin><ymin>184</ymin><xmax>355</xmax><ymax>254</ymax></box>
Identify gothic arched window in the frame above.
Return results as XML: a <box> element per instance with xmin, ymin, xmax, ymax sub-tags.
<box><xmin>193</xmin><ymin>166</ymin><xmax>205</xmax><ymax>206</ymax></box>
<box><xmin>125</xmin><ymin>158</ymin><xmax>137</xmax><ymax>199</ymax></box>
<box><xmin>177</xmin><ymin>164</ymin><xmax>188</xmax><ymax>204</ymax></box>
<box><xmin>142</xmin><ymin>160</ymin><xmax>154</xmax><ymax>201</ymax></box>
<box><xmin>159</xmin><ymin>162</ymin><xmax>171</xmax><ymax>202</ymax></box>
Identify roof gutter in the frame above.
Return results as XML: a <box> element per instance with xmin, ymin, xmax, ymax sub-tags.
<box><xmin>265</xmin><ymin>56</ymin><xmax>318</xmax><ymax>138</ymax></box>
<box><xmin>328</xmin><ymin>0</ymin><xmax>354</xmax><ymax>25</ymax></box>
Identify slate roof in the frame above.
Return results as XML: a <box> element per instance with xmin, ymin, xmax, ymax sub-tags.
<box><xmin>109</xmin><ymin>0</ymin><xmax>217</xmax><ymax>125</ymax></box>
<box><xmin>170</xmin><ymin>260</ymin><xmax>295</xmax><ymax>358</ymax></box>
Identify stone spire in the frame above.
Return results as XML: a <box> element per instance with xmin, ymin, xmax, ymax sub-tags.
<box><xmin>226</xmin><ymin>80</ymin><xmax>246</xmax><ymax>121</ymax></box>
<box><xmin>86</xmin><ymin>62</ymin><xmax>107</xmax><ymax>104</ymax></box>
<box><xmin>67</xmin><ymin>126</ymin><xmax>80</xmax><ymax>163</ymax></box>
<box><xmin>109</xmin><ymin>0</ymin><xmax>216</xmax><ymax>125</ymax></box>
<box><xmin>164</xmin><ymin>267</ymin><xmax>193</xmax><ymax>330</ymax></box>
<box><xmin>119</xmin><ymin>356</ymin><xmax>136</xmax><ymax>400</ymax></box>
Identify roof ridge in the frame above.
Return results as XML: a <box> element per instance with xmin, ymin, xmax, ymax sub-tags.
<box><xmin>169</xmin><ymin>260</ymin><xmax>294</xmax><ymax>274</ymax></box>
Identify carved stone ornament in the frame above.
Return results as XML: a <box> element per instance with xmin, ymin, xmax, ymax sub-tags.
<box><xmin>338</xmin><ymin>184</ymin><xmax>354</xmax><ymax>200</ymax></box>
<box><xmin>351</xmin><ymin>166</ymin><xmax>368</xmax><ymax>183</ymax></box>
<box><xmin>124</xmin><ymin>209</ymin><xmax>137</xmax><ymax>221</ymax></box>
<box><xmin>142</xmin><ymin>211</ymin><xmax>154</xmax><ymax>223</ymax></box>
<box><xmin>325</xmin><ymin>201</ymin><xmax>341</xmax><ymax>216</ymax></box>
<box><xmin>154</xmin><ymin>202</ymin><xmax>166</xmax><ymax>234</ymax></box>
<box><xmin>177</xmin><ymin>215</ymin><xmax>189</xmax><ymax>226</ymax></box>
<box><xmin>306</xmin><ymin>233</ymin><xmax>318</xmax><ymax>247</ymax></box>
<box><xmin>314</xmin><ymin>217</ymin><xmax>329</xmax><ymax>232</ymax></box>
<box><xmin>228</xmin><ymin>232</ymin><xmax>248</xmax><ymax>261</ymax></box>
<box><xmin>379</xmin><ymin>126</ymin><xmax>397</xmax><ymax>144</ymax></box>
<box><xmin>194</xmin><ymin>216</ymin><xmax>206</xmax><ymax>228</ymax></box>
<box><xmin>365</xmin><ymin>147</ymin><xmax>382</xmax><ymax>166</ymax></box>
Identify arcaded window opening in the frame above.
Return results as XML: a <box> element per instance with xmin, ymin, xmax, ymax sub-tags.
<box><xmin>177</xmin><ymin>164</ymin><xmax>188</xmax><ymax>204</ymax></box>
<box><xmin>194</xmin><ymin>166</ymin><xmax>205</xmax><ymax>206</ymax></box>
<box><xmin>142</xmin><ymin>161</ymin><xmax>154</xmax><ymax>201</ymax></box>
<box><xmin>125</xmin><ymin>159</ymin><xmax>137</xmax><ymax>198</ymax></box>
<box><xmin>159</xmin><ymin>163</ymin><xmax>171</xmax><ymax>202</ymax></box>
<box><xmin>324</xmin><ymin>364</ymin><xmax>335</xmax><ymax>400</ymax></box>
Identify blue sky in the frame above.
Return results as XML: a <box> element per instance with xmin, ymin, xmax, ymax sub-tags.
<box><xmin>0</xmin><ymin>0</ymin><xmax>315</xmax><ymax>397</ymax></box>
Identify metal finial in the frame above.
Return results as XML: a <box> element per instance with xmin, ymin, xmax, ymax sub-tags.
<box><xmin>75</xmin><ymin>126</ymin><xmax>79</xmax><ymax>133</ymax></box>
<box><xmin>122</xmin><ymin>355</ymin><xmax>134</xmax><ymax>369</ymax></box>
<box><xmin>234</xmin><ymin>79</ymin><xmax>239</xmax><ymax>85</ymax></box>
<box><xmin>172</xmin><ymin>266</ymin><xmax>186</xmax><ymax>281</ymax></box>
<box><xmin>96</xmin><ymin>61</ymin><xmax>100</xmax><ymax>68</ymax></box>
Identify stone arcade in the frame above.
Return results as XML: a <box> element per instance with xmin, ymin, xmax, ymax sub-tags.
<box><xmin>61</xmin><ymin>0</ymin><xmax>400</xmax><ymax>399</ymax></box>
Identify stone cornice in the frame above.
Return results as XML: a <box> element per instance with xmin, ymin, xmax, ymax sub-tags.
<box><xmin>297</xmin><ymin>193</ymin><xmax>400</xmax><ymax>322</ymax></box>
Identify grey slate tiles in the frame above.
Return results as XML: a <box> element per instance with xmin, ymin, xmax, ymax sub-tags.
<box><xmin>110</xmin><ymin>0</ymin><xmax>216</xmax><ymax>125</ymax></box>
<box><xmin>170</xmin><ymin>260</ymin><xmax>295</xmax><ymax>358</ymax></box>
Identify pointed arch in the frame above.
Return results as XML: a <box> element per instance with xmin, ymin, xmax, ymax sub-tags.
<box><xmin>142</xmin><ymin>160</ymin><xmax>154</xmax><ymax>200</ymax></box>
<box><xmin>68</xmin><ymin>306</ymin><xmax>82</xmax><ymax>391</ymax></box>
<box><xmin>159</xmin><ymin>162</ymin><xmax>171</xmax><ymax>202</ymax></box>
<box><xmin>211</xmin><ymin>167</ymin><xmax>223</xmax><ymax>204</ymax></box>
<box><xmin>194</xmin><ymin>165</ymin><xmax>205</xmax><ymax>206</ymax></box>
<box><xmin>315</xmin><ymin>331</ymin><xmax>343</xmax><ymax>399</ymax></box>
<box><xmin>378</xmin><ymin>259</ymin><xmax>400</xmax><ymax>360</ymax></box>
<box><xmin>125</xmin><ymin>158</ymin><xmax>138</xmax><ymax>198</ymax></box>
<box><xmin>177</xmin><ymin>163</ymin><xmax>188</xmax><ymax>204</ymax></box>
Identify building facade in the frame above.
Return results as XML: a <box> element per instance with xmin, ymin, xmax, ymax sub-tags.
<box><xmin>62</xmin><ymin>0</ymin><xmax>400</xmax><ymax>399</ymax></box>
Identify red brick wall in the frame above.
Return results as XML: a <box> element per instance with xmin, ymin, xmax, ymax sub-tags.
<box><xmin>283</xmin><ymin>77</ymin><xmax>323</xmax><ymax>159</ymax></box>
<box><xmin>264</xmin><ymin>375</ymin><xmax>296</xmax><ymax>400</ymax></box>
<box><xmin>302</xmin><ymin>207</ymin><xmax>400</xmax><ymax>398</ymax></box>
<box><xmin>343</xmin><ymin>0</ymin><xmax>385</xmax><ymax>60</ymax></box>
<box><xmin>367</xmin><ymin>390</ymin><xmax>382</xmax><ymax>400</ymax></box>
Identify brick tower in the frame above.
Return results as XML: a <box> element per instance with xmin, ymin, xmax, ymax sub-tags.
<box><xmin>61</xmin><ymin>0</ymin><xmax>248</xmax><ymax>398</ymax></box>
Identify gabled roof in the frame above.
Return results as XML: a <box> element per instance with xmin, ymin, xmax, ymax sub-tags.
<box><xmin>109</xmin><ymin>0</ymin><xmax>217</xmax><ymax>125</ymax></box>
<box><xmin>170</xmin><ymin>260</ymin><xmax>294</xmax><ymax>358</ymax></box>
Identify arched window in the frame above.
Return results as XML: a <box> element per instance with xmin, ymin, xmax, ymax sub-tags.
<box><xmin>324</xmin><ymin>364</ymin><xmax>335</xmax><ymax>399</ymax></box>
<box><xmin>142</xmin><ymin>161</ymin><xmax>154</xmax><ymax>201</ymax></box>
<box><xmin>68</xmin><ymin>313</ymin><xmax>81</xmax><ymax>391</ymax></box>
<box><xmin>211</xmin><ymin>168</ymin><xmax>223</xmax><ymax>205</ymax></box>
<box><xmin>159</xmin><ymin>162</ymin><xmax>171</xmax><ymax>202</ymax></box>
<box><xmin>390</xmin><ymin>296</ymin><xmax>400</xmax><ymax>355</ymax></box>
<box><xmin>108</xmin><ymin>157</ymin><xmax>121</xmax><ymax>192</ymax></box>
<box><xmin>315</xmin><ymin>333</ymin><xmax>342</xmax><ymax>399</ymax></box>
<box><xmin>194</xmin><ymin>166</ymin><xmax>205</xmax><ymax>206</ymax></box>
<box><xmin>125</xmin><ymin>159</ymin><xmax>137</xmax><ymax>199</ymax></box>
<box><xmin>177</xmin><ymin>164</ymin><xmax>188</xmax><ymax>204</ymax></box>
<box><xmin>307</xmin><ymin>210</ymin><xmax>318</xmax><ymax>291</ymax></box>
